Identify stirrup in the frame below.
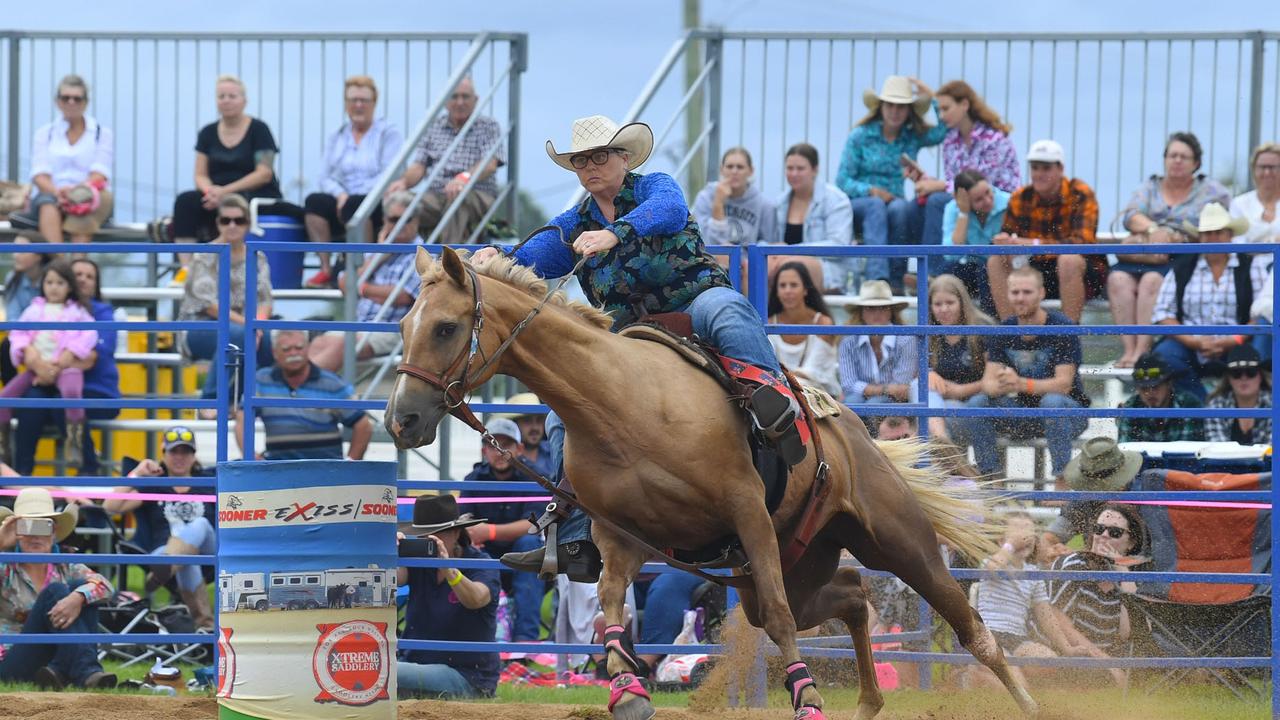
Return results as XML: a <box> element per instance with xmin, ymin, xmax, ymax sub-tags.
<box><xmin>749</xmin><ymin>385</ymin><xmax>807</xmax><ymax>465</ymax></box>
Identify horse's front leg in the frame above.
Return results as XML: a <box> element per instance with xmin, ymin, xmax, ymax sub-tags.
<box><xmin>593</xmin><ymin>527</ymin><xmax>655</xmax><ymax>720</ymax></box>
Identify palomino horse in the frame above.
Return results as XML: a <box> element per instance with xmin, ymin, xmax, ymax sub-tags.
<box><xmin>385</xmin><ymin>247</ymin><xmax>1038</xmax><ymax>720</ymax></box>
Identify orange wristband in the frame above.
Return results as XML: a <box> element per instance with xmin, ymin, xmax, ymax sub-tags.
<box><xmin>488</xmin><ymin>524</ymin><xmax>497</xmax><ymax>542</ymax></box>
<box><xmin>1026</xmin><ymin>379</ymin><xmax>1036</xmax><ymax>395</ymax></box>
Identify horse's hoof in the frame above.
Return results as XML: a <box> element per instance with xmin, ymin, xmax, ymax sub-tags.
<box><xmin>611</xmin><ymin>695</ymin><xmax>656</xmax><ymax>720</ymax></box>
<box><xmin>796</xmin><ymin>706</ymin><xmax>827</xmax><ymax>720</ymax></box>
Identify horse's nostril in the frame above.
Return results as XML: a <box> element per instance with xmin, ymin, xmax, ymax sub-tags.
<box><xmin>396</xmin><ymin>413</ymin><xmax>420</xmax><ymax>434</ymax></box>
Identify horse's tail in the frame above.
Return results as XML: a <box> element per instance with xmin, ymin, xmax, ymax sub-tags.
<box><xmin>875</xmin><ymin>437</ymin><xmax>1003</xmax><ymax>561</ymax></box>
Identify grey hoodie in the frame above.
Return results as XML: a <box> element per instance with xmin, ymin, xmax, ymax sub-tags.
<box><xmin>691</xmin><ymin>181</ymin><xmax>776</xmax><ymax>246</ymax></box>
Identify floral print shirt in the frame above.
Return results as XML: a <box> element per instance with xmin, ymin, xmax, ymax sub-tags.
<box><xmin>835</xmin><ymin>110</ymin><xmax>947</xmax><ymax>199</ymax></box>
<box><xmin>513</xmin><ymin>172</ymin><xmax>731</xmax><ymax>328</ymax></box>
<box><xmin>0</xmin><ymin>561</ymin><xmax>114</xmax><ymax>660</ymax></box>
<box><xmin>1120</xmin><ymin>175</ymin><xmax>1230</xmax><ymax>233</ymax></box>
<box><xmin>941</xmin><ymin>121</ymin><xmax>1022</xmax><ymax>193</ymax></box>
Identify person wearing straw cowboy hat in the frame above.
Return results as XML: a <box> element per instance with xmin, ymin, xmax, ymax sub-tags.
<box><xmin>396</xmin><ymin>494</ymin><xmax>502</xmax><ymax>699</ymax></box>
<box><xmin>495</xmin><ymin>392</ymin><xmax>554</xmax><ymax>475</ymax></box>
<box><xmin>1151</xmin><ymin>201</ymin><xmax>1266</xmax><ymax>401</ymax></box>
<box><xmin>1039</xmin><ymin>437</ymin><xmax>1144</xmax><ymax>563</ymax></box>
<box><xmin>835</xmin><ymin>75</ymin><xmax>947</xmax><ymax>288</ymax></box>
<box><xmin>837</xmin><ymin>279</ymin><xmax>918</xmax><ymax>414</ymax></box>
<box><xmin>472</xmin><ymin>114</ymin><xmax>807</xmax><ymax>581</ymax></box>
<box><xmin>0</xmin><ymin>487</ymin><xmax>117</xmax><ymax>690</ymax></box>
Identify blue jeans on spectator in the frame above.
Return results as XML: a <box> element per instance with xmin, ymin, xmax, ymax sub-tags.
<box><xmin>851</xmin><ymin>196</ymin><xmax>924</xmax><ymax>288</ymax></box>
<box><xmin>482</xmin><ymin>533</ymin><xmax>545</xmax><ymax>641</ymax></box>
<box><xmin>151</xmin><ymin>517</ymin><xmax>217</xmax><ymax>593</ymax></box>
<box><xmin>1250</xmin><ymin>317</ymin><xmax>1273</xmax><ymax>364</ymax></box>
<box><xmin>396</xmin><ymin>661</ymin><xmax>479</xmax><ymax>699</ymax></box>
<box><xmin>1151</xmin><ymin>337</ymin><xmax>1210</xmax><ymax>401</ymax></box>
<box><xmin>921</xmin><ymin>191</ymin><xmax>952</xmax><ymax>247</ymax></box>
<box><xmin>639</xmin><ymin>572</ymin><xmax>704</xmax><ymax>645</ymax></box>
<box><xmin>953</xmin><ymin>393</ymin><xmax>1088</xmax><ymax>476</ymax></box>
<box><xmin>0</xmin><ymin>582</ymin><xmax>106</xmax><ymax>686</ymax></box>
<box><xmin>184</xmin><ymin>323</ymin><xmax>274</xmax><ymax>399</ymax></box>
<box><xmin>13</xmin><ymin>385</ymin><xmax>119</xmax><ymax>475</ymax></box>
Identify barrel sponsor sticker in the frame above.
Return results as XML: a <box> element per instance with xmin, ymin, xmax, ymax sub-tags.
<box><xmin>312</xmin><ymin>620</ymin><xmax>391</xmax><ymax>706</ymax></box>
<box><xmin>216</xmin><ymin>627</ymin><xmax>236</xmax><ymax>698</ymax></box>
<box><xmin>218</xmin><ymin>485</ymin><xmax>398</xmax><ymax>528</ymax></box>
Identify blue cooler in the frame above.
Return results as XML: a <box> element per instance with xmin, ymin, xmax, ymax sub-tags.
<box><xmin>256</xmin><ymin>215</ymin><xmax>305</xmax><ymax>289</ymax></box>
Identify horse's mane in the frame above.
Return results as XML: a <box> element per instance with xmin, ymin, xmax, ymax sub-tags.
<box><xmin>429</xmin><ymin>252</ymin><xmax>614</xmax><ymax>330</ymax></box>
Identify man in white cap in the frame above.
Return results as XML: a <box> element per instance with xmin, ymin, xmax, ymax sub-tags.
<box><xmin>1150</xmin><ymin>202</ymin><xmax>1266</xmax><ymax>400</ymax></box>
<box><xmin>988</xmin><ymin>139</ymin><xmax>1103</xmax><ymax>323</ymax></box>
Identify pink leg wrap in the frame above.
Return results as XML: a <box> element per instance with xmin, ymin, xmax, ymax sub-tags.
<box><xmin>607</xmin><ymin>672</ymin><xmax>650</xmax><ymax>713</ymax></box>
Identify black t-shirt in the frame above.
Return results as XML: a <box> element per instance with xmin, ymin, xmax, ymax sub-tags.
<box><xmin>984</xmin><ymin>310</ymin><xmax>1089</xmax><ymax>407</ymax></box>
<box><xmin>131</xmin><ymin>469</ymin><xmax>217</xmax><ymax>552</ymax></box>
<box><xmin>195</xmin><ymin>118</ymin><xmax>281</xmax><ymax>198</ymax></box>
<box><xmin>933</xmin><ymin>336</ymin><xmax>985</xmax><ymax>385</ymax></box>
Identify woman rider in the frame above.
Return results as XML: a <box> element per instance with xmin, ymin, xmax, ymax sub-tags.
<box><xmin>472</xmin><ymin>116</ymin><xmax>804</xmax><ymax>581</ymax></box>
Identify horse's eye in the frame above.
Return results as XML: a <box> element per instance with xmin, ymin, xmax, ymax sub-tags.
<box><xmin>436</xmin><ymin>322</ymin><xmax>458</xmax><ymax>338</ymax></box>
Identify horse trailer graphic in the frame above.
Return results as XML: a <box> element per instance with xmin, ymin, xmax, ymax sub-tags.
<box><xmin>219</xmin><ymin>568</ymin><xmax>393</xmax><ymax>612</ymax></box>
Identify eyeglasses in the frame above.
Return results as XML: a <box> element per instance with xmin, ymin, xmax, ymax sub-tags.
<box><xmin>345</xmin><ymin>97</ymin><xmax>374</xmax><ymax>105</ymax></box>
<box><xmin>1133</xmin><ymin>367</ymin><xmax>1163</xmax><ymax>381</ymax></box>
<box><xmin>1164</xmin><ymin>153</ymin><xmax>1195</xmax><ymax>162</ymax></box>
<box><xmin>570</xmin><ymin>149</ymin><xmax>619</xmax><ymax>170</ymax></box>
<box><xmin>1230</xmin><ymin>367</ymin><xmax>1260</xmax><ymax>380</ymax></box>
<box><xmin>218</xmin><ymin>216</ymin><xmax>248</xmax><ymax>226</ymax></box>
<box><xmin>57</xmin><ymin>94</ymin><xmax>86</xmax><ymax>104</ymax></box>
<box><xmin>164</xmin><ymin>429</ymin><xmax>195</xmax><ymax>444</ymax></box>
<box><xmin>448</xmin><ymin>92</ymin><xmax>475</xmax><ymax>101</ymax></box>
<box><xmin>276</xmin><ymin>343</ymin><xmax>306</xmax><ymax>352</ymax></box>
<box><xmin>1092</xmin><ymin>523</ymin><xmax>1130</xmax><ymax>539</ymax></box>
<box><xmin>1255</xmin><ymin>164</ymin><xmax>1280</xmax><ymax>174</ymax></box>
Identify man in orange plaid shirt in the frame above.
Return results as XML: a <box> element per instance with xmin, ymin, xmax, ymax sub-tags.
<box><xmin>987</xmin><ymin>139</ymin><xmax>1103</xmax><ymax>322</ymax></box>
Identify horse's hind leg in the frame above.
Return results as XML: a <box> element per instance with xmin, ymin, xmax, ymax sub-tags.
<box><xmin>592</xmin><ymin>528</ymin><xmax>656</xmax><ymax>720</ymax></box>
<box><xmin>793</xmin><ymin>566</ymin><xmax>884</xmax><ymax>720</ymax></box>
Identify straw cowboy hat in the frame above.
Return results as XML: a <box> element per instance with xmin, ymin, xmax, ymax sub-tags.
<box><xmin>496</xmin><ymin>392</ymin><xmax>545</xmax><ymax>420</ymax></box>
<box><xmin>1181</xmin><ymin>202</ymin><xmax>1250</xmax><ymax>237</ymax></box>
<box><xmin>546</xmin><ymin>115</ymin><xmax>654</xmax><ymax>172</ymax></box>
<box><xmin>1062</xmin><ymin>437</ymin><xmax>1143</xmax><ymax>492</ymax></box>
<box><xmin>844</xmin><ymin>279</ymin><xmax>909</xmax><ymax>319</ymax></box>
<box><xmin>0</xmin><ymin>487</ymin><xmax>79</xmax><ymax>543</ymax></box>
<box><xmin>859</xmin><ymin>76</ymin><xmax>934</xmax><ymax>128</ymax></box>
<box><xmin>398</xmin><ymin>494</ymin><xmax>487</xmax><ymax>537</ymax></box>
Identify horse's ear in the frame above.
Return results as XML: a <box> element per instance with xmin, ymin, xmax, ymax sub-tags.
<box><xmin>441</xmin><ymin>246</ymin><xmax>468</xmax><ymax>287</ymax></box>
<box><xmin>414</xmin><ymin>246</ymin><xmax>434</xmax><ymax>276</ymax></box>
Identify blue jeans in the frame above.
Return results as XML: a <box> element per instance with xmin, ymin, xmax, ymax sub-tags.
<box><xmin>184</xmin><ymin>322</ymin><xmax>274</xmax><ymax>399</ymax></box>
<box><xmin>953</xmin><ymin>393</ymin><xmax>1088</xmax><ymax>476</ymax></box>
<box><xmin>483</xmin><ymin>533</ymin><xmax>545</xmax><ymax>641</ymax></box>
<box><xmin>13</xmin><ymin>385</ymin><xmax>118</xmax><ymax>475</ymax></box>
<box><xmin>920</xmin><ymin>191</ymin><xmax>952</xmax><ymax>247</ymax></box>
<box><xmin>1151</xmin><ymin>337</ymin><xmax>1211</xmax><ymax>401</ymax></box>
<box><xmin>639</xmin><ymin>572</ymin><xmax>703</xmax><ymax>644</ymax></box>
<box><xmin>851</xmin><ymin>196</ymin><xmax>923</xmax><ymax>287</ymax></box>
<box><xmin>0</xmin><ymin>582</ymin><xmax>105</xmax><ymax>686</ymax></box>
<box><xmin>544</xmin><ymin>411</ymin><xmax>592</xmax><ymax>546</ymax></box>
<box><xmin>152</xmin><ymin>517</ymin><xmax>217</xmax><ymax>593</ymax></box>
<box><xmin>1250</xmin><ymin>317</ymin><xmax>1272</xmax><ymax>364</ymax></box>
<box><xmin>396</xmin><ymin>660</ymin><xmax>479</xmax><ymax>699</ymax></box>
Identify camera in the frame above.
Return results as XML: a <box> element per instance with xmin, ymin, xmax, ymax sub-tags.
<box><xmin>399</xmin><ymin>537</ymin><xmax>438</xmax><ymax>558</ymax></box>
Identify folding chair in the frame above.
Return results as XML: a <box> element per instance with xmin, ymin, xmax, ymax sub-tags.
<box><xmin>1126</xmin><ymin>469</ymin><xmax>1271</xmax><ymax>700</ymax></box>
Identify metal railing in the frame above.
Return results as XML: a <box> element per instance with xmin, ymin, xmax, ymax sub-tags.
<box><xmin>612</xmin><ymin>30</ymin><xmax>1280</xmax><ymax>226</ymax></box>
<box><xmin>1</xmin><ymin>30</ymin><xmax>525</xmax><ymax>224</ymax></box>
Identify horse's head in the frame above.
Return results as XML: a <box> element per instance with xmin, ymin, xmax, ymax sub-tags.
<box><xmin>385</xmin><ymin>246</ymin><xmax>486</xmax><ymax>449</ymax></box>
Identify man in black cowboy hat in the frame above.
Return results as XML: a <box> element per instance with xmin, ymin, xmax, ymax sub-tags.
<box><xmin>1116</xmin><ymin>353</ymin><xmax>1205</xmax><ymax>442</ymax></box>
<box><xmin>396</xmin><ymin>494</ymin><xmax>501</xmax><ymax>699</ymax></box>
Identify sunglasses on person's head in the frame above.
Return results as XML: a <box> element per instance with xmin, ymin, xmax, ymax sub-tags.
<box><xmin>570</xmin><ymin>149</ymin><xmax>620</xmax><ymax>170</ymax></box>
<box><xmin>1092</xmin><ymin>523</ymin><xmax>1129</xmax><ymax>539</ymax></box>
<box><xmin>1133</xmin><ymin>367</ymin><xmax>1163</xmax><ymax>381</ymax></box>
<box><xmin>57</xmin><ymin>94</ymin><xmax>86</xmax><ymax>104</ymax></box>
<box><xmin>218</xmin><ymin>215</ymin><xmax>248</xmax><ymax>226</ymax></box>
<box><xmin>165</xmin><ymin>429</ymin><xmax>195</xmax><ymax>443</ymax></box>
<box><xmin>1230</xmin><ymin>367</ymin><xmax>1260</xmax><ymax>380</ymax></box>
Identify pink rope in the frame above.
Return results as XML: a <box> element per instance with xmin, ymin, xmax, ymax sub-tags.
<box><xmin>0</xmin><ymin>488</ymin><xmax>551</xmax><ymax>505</ymax></box>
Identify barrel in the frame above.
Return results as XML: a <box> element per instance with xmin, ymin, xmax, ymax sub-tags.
<box><xmin>217</xmin><ymin>460</ymin><xmax>398</xmax><ymax>719</ymax></box>
<box><xmin>257</xmin><ymin>215</ymin><xmax>305</xmax><ymax>290</ymax></box>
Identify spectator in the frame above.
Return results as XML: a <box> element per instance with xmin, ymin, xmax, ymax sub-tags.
<box><xmin>988</xmin><ymin>139</ymin><xmax>1103</xmax><ymax>323</ymax></box>
<box><xmin>835</xmin><ymin>76</ymin><xmax>946</xmax><ymax>288</ymax></box>
<box><xmin>1229</xmin><ymin>142</ymin><xmax>1280</xmax><ymax>244</ymax></box>
<box><xmin>1110</xmin><ymin>132</ymin><xmax>1230</xmax><ymax>367</ymax></box>
<box><xmin>102</xmin><ymin>427</ymin><xmax>217</xmax><ymax>629</ymax></box>
<box><xmin>0</xmin><ymin>488</ymin><xmax>116</xmax><ymax>689</ymax></box>
<box><xmin>173</xmin><ymin>75</ymin><xmax>285</xmax><ymax>247</ymax></box>
<box><xmin>938</xmin><ymin>170</ymin><xmax>1009</xmax><ymax>314</ymax></box>
<box><xmin>926</xmin><ymin>273</ymin><xmax>994</xmax><ymax>440</ymax></box>
<box><xmin>693</xmin><ymin>147</ymin><xmax>775</xmax><ymax>246</ymax></box>
<box><xmin>875</xmin><ymin>415</ymin><xmax>918</xmax><ymax>440</ymax></box>
<box><xmin>920</xmin><ymin>80</ymin><xmax>1020</xmax><ymax>246</ymax></box>
<box><xmin>1205</xmin><ymin>344</ymin><xmax>1272</xmax><ymax>445</ymax></box>
<box><xmin>303</xmin><ymin>75</ymin><xmax>403</xmax><ymax>288</ymax></box>
<box><xmin>1040</xmin><ymin>438</ymin><xmax>1143</xmax><ymax>561</ymax></box>
<box><xmin>1037</xmin><ymin>503</ymin><xmax>1152</xmax><ymax>688</ymax></box>
<box><xmin>457</xmin><ymin>418</ymin><xmax>545</xmax><ymax>643</ymax></box>
<box><xmin>1</xmin><ymin>235</ymin><xmax>55</xmax><ymax>382</ymax></box>
<box><xmin>1250</xmin><ymin>268</ymin><xmax>1273</xmax><ymax>363</ymax></box>
<box><xmin>386</xmin><ymin>77</ymin><xmax>504</xmax><ymax>244</ymax></box>
<box><xmin>1116</xmin><ymin>353</ymin><xmax>1205</xmax><ymax>442</ymax></box>
<box><xmin>1150</xmin><ymin>202</ymin><xmax>1265</xmax><ymax>400</ymax></box>
<box><xmin>0</xmin><ymin>260</ymin><xmax>97</xmax><ymax>468</ymax></box>
<box><xmin>953</xmin><ymin>266</ymin><xmax>1089</xmax><ymax>479</ymax></box>
<box><xmin>767</xmin><ymin>261</ymin><xmax>840</xmax><ymax>396</ymax></box>
<box><xmin>397</xmin><ymin>494</ymin><xmax>500</xmax><ymax>699</ymax></box>
<box><xmin>308</xmin><ymin>191</ymin><xmax>422</xmax><ymax>373</ymax></box>
<box><xmin>770</xmin><ymin>143</ymin><xmax>853</xmax><ymax>292</ymax></box>
<box><xmin>838</xmin><ymin>280</ymin><xmax>919</xmax><ymax>416</ymax></box>
<box><xmin>496</xmin><ymin>392</ymin><xmax>555</xmax><ymax>477</ymax></box>
<box><xmin>10</xmin><ymin>75</ymin><xmax>114</xmax><ymax>245</ymax></box>
<box><xmin>11</xmin><ymin>258</ymin><xmax>121</xmax><ymax>474</ymax></box>
<box><xmin>177</xmin><ymin>193</ymin><xmax>274</xmax><ymax>404</ymax></box>
<box><xmin>236</xmin><ymin>329</ymin><xmax>372</xmax><ymax>460</ymax></box>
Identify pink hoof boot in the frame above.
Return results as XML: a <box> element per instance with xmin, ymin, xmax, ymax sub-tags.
<box><xmin>795</xmin><ymin>707</ymin><xmax>827</xmax><ymax>720</ymax></box>
<box><xmin>608</xmin><ymin>673</ymin><xmax>654</xmax><ymax>720</ymax></box>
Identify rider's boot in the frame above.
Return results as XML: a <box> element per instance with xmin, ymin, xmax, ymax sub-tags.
<box><xmin>747</xmin><ymin>380</ymin><xmax>807</xmax><ymax>466</ymax></box>
<box><xmin>500</xmin><ymin>506</ymin><xmax>601</xmax><ymax>582</ymax></box>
